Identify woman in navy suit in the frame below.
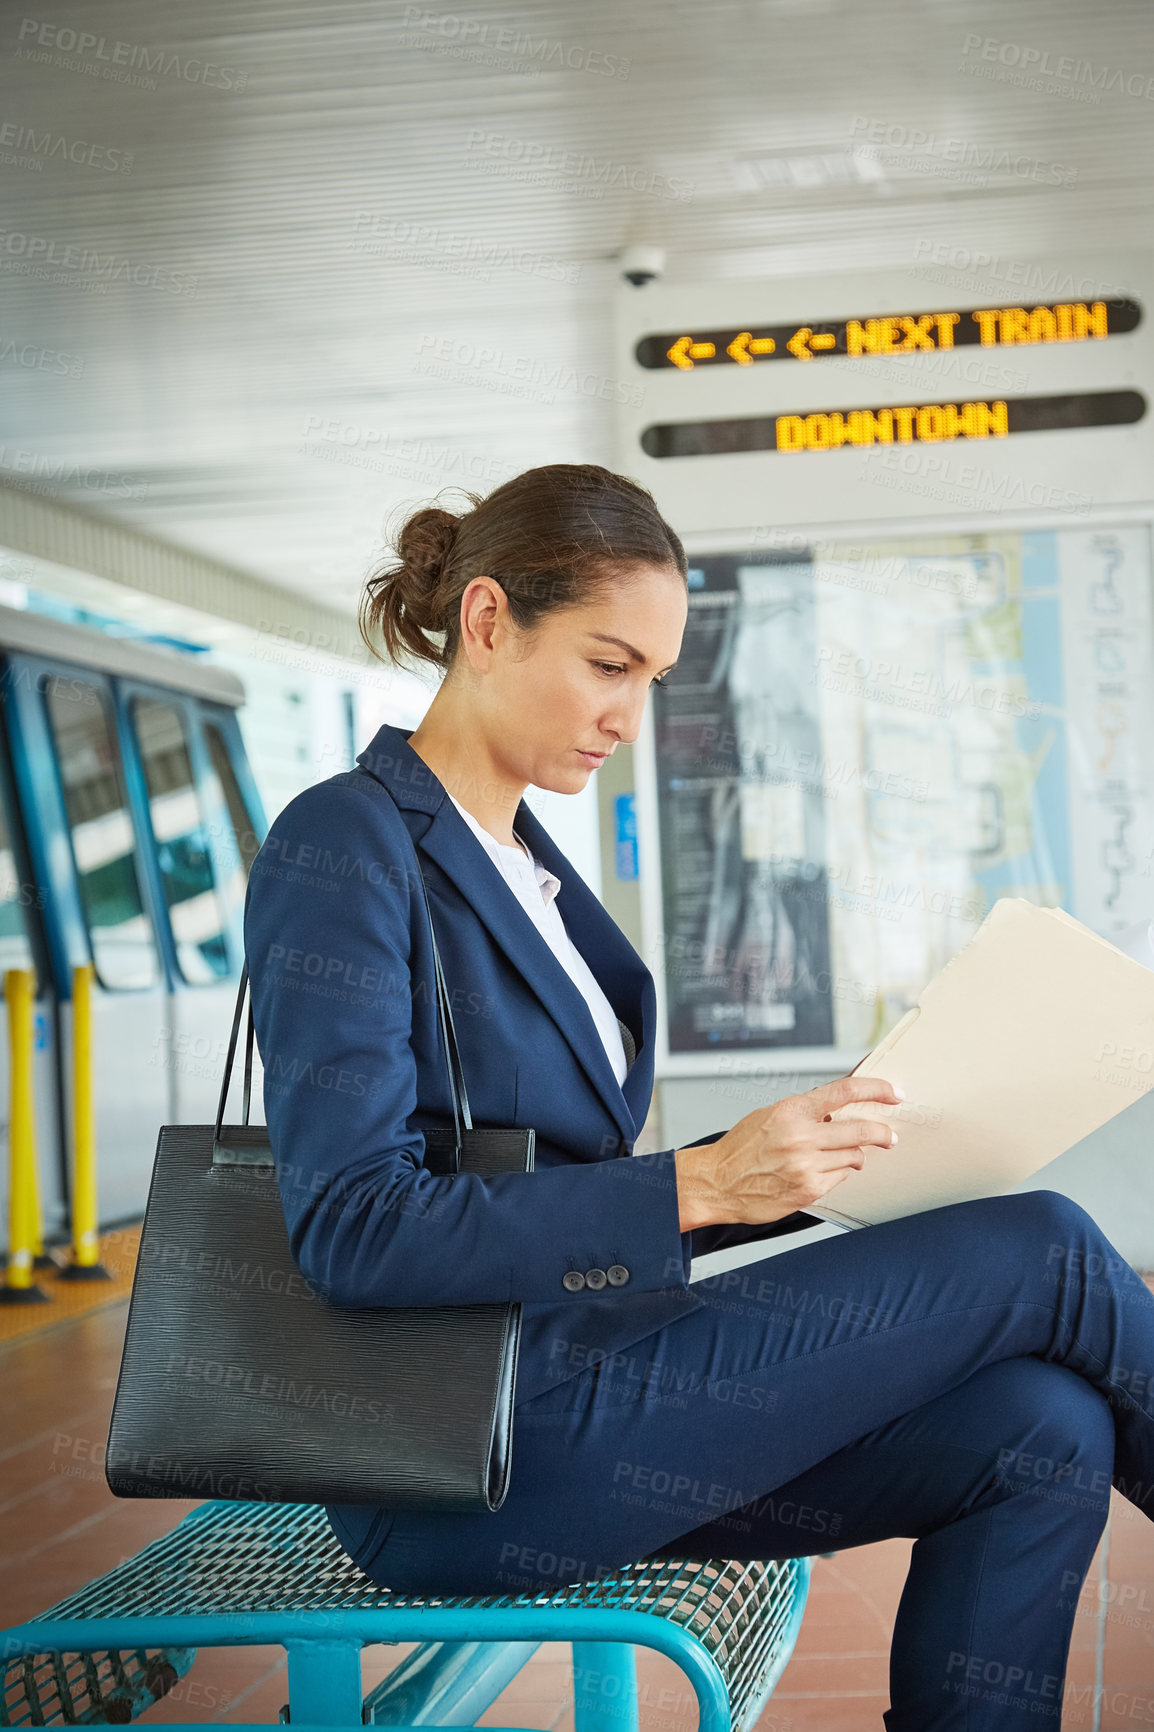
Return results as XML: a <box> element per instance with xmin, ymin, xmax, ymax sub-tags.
<box><xmin>245</xmin><ymin>463</ymin><xmax>1154</xmax><ymax>1731</ymax></box>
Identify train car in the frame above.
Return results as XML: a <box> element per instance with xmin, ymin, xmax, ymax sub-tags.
<box><xmin>0</xmin><ymin>603</ymin><xmax>265</xmax><ymax>1245</ymax></box>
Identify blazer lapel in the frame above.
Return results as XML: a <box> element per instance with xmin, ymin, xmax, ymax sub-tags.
<box><xmin>356</xmin><ymin>725</ymin><xmax>651</xmax><ymax>1150</ymax></box>
<box><xmin>509</xmin><ymin>799</ymin><xmax>654</xmax><ymax>1124</ymax></box>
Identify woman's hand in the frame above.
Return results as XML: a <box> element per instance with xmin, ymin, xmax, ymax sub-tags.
<box><xmin>674</xmin><ymin>1075</ymin><xmax>904</xmax><ymax>1231</ymax></box>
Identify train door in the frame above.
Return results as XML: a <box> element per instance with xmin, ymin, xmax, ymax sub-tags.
<box><xmin>0</xmin><ymin>632</ymin><xmax>267</xmax><ymax>1236</ymax></box>
<box><xmin>197</xmin><ymin>709</ymin><xmax>266</xmax><ymax>1118</ymax></box>
<box><xmin>34</xmin><ymin>668</ymin><xmax>172</xmax><ymax>1223</ymax></box>
<box><xmin>119</xmin><ymin>686</ymin><xmax>258</xmax><ymax>1123</ymax></box>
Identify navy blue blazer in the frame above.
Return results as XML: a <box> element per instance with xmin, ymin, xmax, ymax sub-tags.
<box><xmin>243</xmin><ymin>722</ymin><xmax>793</xmax><ymax>1414</ymax></box>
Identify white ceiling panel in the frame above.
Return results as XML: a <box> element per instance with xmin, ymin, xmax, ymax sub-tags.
<box><xmin>1</xmin><ymin>0</ymin><xmax>1152</xmax><ymax>613</ymax></box>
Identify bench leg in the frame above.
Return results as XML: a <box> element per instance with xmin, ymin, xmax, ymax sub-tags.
<box><xmin>572</xmin><ymin>1642</ymin><xmax>638</xmax><ymax>1732</ymax></box>
<box><xmin>286</xmin><ymin>1639</ymin><xmax>363</xmax><ymax>1725</ymax></box>
<box><xmin>363</xmin><ymin>1638</ymin><xmax>540</xmax><ymax>1724</ymax></box>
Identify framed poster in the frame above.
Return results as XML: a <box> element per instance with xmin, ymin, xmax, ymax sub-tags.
<box><xmin>636</xmin><ymin>522</ymin><xmax>1154</xmax><ymax>1072</ymax></box>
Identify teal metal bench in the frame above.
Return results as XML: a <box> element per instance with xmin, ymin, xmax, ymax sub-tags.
<box><xmin>0</xmin><ymin>1502</ymin><xmax>810</xmax><ymax>1731</ymax></box>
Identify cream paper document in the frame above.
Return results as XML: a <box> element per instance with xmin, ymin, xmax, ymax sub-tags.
<box><xmin>810</xmin><ymin>896</ymin><xmax>1154</xmax><ymax>1229</ymax></box>
<box><xmin>688</xmin><ymin>897</ymin><xmax>1154</xmax><ymax>1282</ymax></box>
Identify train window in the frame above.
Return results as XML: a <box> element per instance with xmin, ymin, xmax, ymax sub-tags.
<box><xmin>0</xmin><ymin>787</ymin><xmax>37</xmax><ymax>984</ymax></box>
<box><xmin>204</xmin><ymin>721</ymin><xmax>261</xmax><ymax>878</ymax></box>
<box><xmin>43</xmin><ymin>675</ymin><xmax>158</xmax><ymax>991</ymax></box>
<box><xmin>131</xmin><ymin>697</ymin><xmax>230</xmax><ymax>985</ymax></box>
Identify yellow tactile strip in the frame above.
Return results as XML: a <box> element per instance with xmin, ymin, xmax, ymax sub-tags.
<box><xmin>0</xmin><ymin>1225</ymin><xmax>141</xmax><ymax>1345</ymax></box>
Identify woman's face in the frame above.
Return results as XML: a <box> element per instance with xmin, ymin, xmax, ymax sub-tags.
<box><xmin>462</xmin><ymin>562</ymin><xmax>688</xmax><ymax>795</ymax></box>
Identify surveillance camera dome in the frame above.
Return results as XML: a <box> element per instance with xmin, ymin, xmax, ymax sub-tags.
<box><xmin>618</xmin><ymin>244</ymin><xmax>666</xmax><ymax>287</ymax></box>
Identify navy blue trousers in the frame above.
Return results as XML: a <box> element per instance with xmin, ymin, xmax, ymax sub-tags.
<box><xmin>353</xmin><ymin>1191</ymin><xmax>1154</xmax><ymax>1730</ymax></box>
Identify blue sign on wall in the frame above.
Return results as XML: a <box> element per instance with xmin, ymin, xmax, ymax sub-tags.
<box><xmin>614</xmin><ymin>792</ymin><xmax>638</xmax><ymax>881</ymax></box>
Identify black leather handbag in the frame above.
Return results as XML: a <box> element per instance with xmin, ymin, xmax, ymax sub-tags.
<box><xmin>105</xmin><ymin>850</ymin><xmax>534</xmax><ymax>1512</ymax></box>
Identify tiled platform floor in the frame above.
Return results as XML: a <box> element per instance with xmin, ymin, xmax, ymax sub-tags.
<box><xmin>2</xmin><ymin>1277</ymin><xmax>1152</xmax><ymax>1729</ymax></box>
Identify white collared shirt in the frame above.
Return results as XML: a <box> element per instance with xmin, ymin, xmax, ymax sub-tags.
<box><xmin>447</xmin><ymin>793</ymin><xmax>629</xmax><ymax>1088</ymax></box>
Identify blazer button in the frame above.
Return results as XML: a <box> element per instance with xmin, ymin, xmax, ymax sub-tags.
<box><xmin>562</xmin><ymin>1270</ymin><xmax>586</xmax><ymax>1292</ymax></box>
<box><xmin>584</xmin><ymin>1267</ymin><xmax>607</xmax><ymax>1291</ymax></box>
<box><xmin>607</xmin><ymin>1265</ymin><xmax>630</xmax><ymax>1286</ymax></box>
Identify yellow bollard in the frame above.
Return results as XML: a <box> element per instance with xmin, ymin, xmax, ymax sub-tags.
<box><xmin>61</xmin><ymin>969</ymin><xmax>110</xmax><ymax>1281</ymax></box>
<box><xmin>27</xmin><ymin>1012</ymin><xmax>50</xmax><ymax>1271</ymax></box>
<box><xmin>2</xmin><ymin>968</ymin><xmax>49</xmax><ymax>1303</ymax></box>
<box><xmin>61</xmin><ymin>964</ymin><xmax>110</xmax><ymax>1281</ymax></box>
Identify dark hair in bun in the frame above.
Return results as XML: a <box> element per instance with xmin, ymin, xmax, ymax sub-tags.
<box><xmin>359</xmin><ymin>463</ymin><xmax>687</xmax><ymax>676</ymax></box>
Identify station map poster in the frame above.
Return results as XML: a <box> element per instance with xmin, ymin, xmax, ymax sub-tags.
<box><xmin>651</xmin><ymin>525</ymin><xmax>1154</xmax><ymax>1057</ymax></box>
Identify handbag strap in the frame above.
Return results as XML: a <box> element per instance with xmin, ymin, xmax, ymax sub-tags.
<box><xmin>215</xmin><ymin>859</ymin><xmax>473</xmax><ymax>1167</ymax></box>
<box><xmin>365</xmin><ymin>773</ymin><xmax>475</xmax><ymax>1148</ymax></box>
<box><xmin>214</xmin><ymin>960</ymin><xmax>252</xmax><ymax>1143</ymax></box>
<box><xmin>413</xmin><ymin>859</ymin><xmax>474</xmax><ymax>1143</ymax></box>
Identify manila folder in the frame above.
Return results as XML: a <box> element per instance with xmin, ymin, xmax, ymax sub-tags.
<box><xmin>812</xmin><ymin>896</ymin><xmax>1154</xmax><ymax>1229</ymax></box>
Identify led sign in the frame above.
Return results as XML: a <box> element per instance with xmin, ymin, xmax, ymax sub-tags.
<box><xmin>636</xmin><ymin>299</ymin><xmax>1141</xmax><ymax>370</ymax></box>
<box><xmin>639</xmin><ymin>389</ymin><xmax>1146</xmax><ymax>458</ymax></box>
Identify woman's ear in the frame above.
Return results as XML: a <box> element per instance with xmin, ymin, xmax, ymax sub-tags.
<box><xmin>458</xmin><ymin>576</ymin><xmax>504</xmax><ymax>669</ymax></box>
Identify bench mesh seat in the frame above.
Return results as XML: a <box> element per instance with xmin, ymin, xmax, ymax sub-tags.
<box><xmin>1</xmin><ymin>1501</ymin><xmax>809</xmax><ymax>1732</ymax></box>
